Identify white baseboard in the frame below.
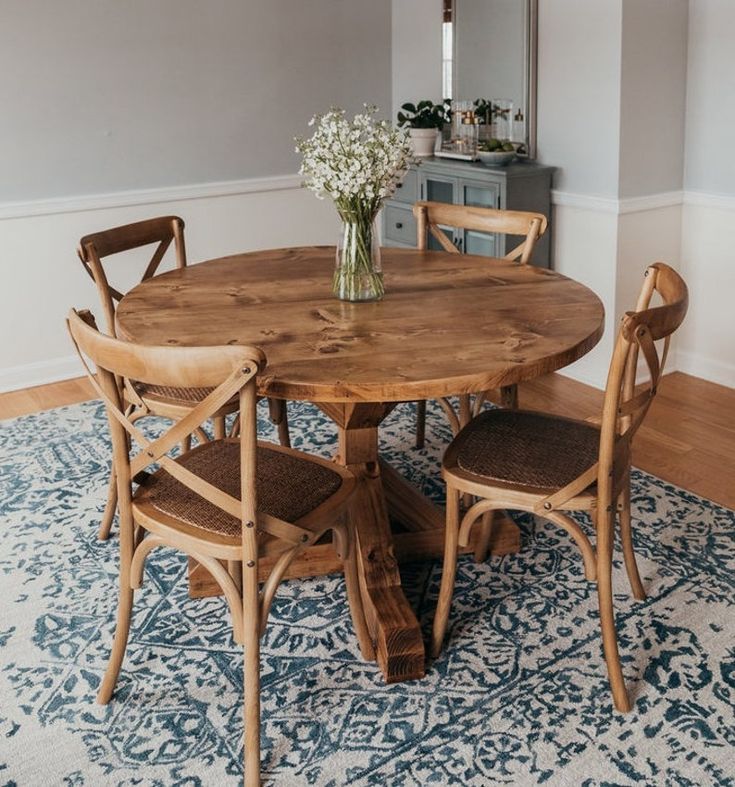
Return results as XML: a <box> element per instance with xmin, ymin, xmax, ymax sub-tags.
<box><xmin>556</xmin><ymin>366</ymin><xmax>606</xmax><ymax>391</ymax></box>
<box><xmin>0</xmin><ymin>356</ymin><xmax>82</xmax><ymax>394</ymax></box>
<box><xmin>676</xmin><ymin>350</ymin><xmax>735</xmax><ymax>389</ymax></box>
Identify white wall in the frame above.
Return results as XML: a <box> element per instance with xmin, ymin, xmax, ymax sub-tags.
<box><xmin>538</xmin><ymin>0</ymin><xmax>734</xmax><ymax>390</ymax></box>
<box><xmin>0</xmin><ymin>1</ymin><xmax>392</xmax><ymax>392</ymax></box>
<box><xmin>0</xmin><ymin>184</ymin><xmax>340</xmax><ymax>391</ymax></box>
<box><xmin>677</xmin><ymin>0</ymin><xmax>735</xmax><ymax>387</ymax></box>
<box><xmin>678</xmin><ymin>0</ymin><xmax>735</xmax><ymax>386</ymax></box>
<box><xmin>679</xmin><ymin>198</ymin><xmax>735</xmax><ymax>387</ymax></box>
<box><xmin>534</xmin><ymin>0</ymin><xmax>622</xmax><ymax>386</ymax></box>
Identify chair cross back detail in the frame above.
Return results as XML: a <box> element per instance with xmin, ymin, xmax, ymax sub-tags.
<box><xmin>67</xmin><ymin>307</ymin><xmax>270</xmax><ymax>530</ymax></box>
<box><xmin>595</xmin><ymin>262</ymin><xmax>688</xmax><ymax>500</ymax></box>
<box><xmin>77</xmin><ymin>215</ymin><xmax>186</xmax><ymax>336</ymax></box>
<box><xmin>413</xmin><ymin>200</ymin><xmax>548</xmax><ymax>263</ymax></box>
<box><xmin>537</xmin><ymin>262</ymin><xmax>689</xmax><ymax>516</ymax></box>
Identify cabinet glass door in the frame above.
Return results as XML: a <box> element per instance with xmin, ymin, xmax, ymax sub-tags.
<box><xmin>462</xmin><ymin>182</ymin><xmax>501</xmax><ymax>257</ymax></box>
<box><xmin>425</xmin><ymin>175</ymin><xmax>456</xmax><ymax>204</ymax></box>
<box><xmin>423</xmin><ymin>175</ymin><xmax>459</xmax><ymax>252</ymax></box>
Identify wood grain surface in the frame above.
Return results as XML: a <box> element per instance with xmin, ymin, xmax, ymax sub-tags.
<box><xmin>116</xmin><ymin>246</ymin><xmax>604</xmax><ymax>403</ymax></box>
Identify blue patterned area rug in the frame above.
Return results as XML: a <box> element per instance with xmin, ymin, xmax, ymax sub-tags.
<box><xmin>1</xmin><ymin>398</ymin><xmax>734</xmax><ymax>786</ymax></box>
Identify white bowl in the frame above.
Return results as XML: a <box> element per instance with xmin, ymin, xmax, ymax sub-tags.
<box><xmin>478</xmin><ymin>150</ymin><xmax>516</xmax><ymax>167</ymax></box>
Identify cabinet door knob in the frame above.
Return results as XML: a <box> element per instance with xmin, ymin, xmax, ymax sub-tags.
<box><xmin>397</xmin><ymin>182</ymin><xmax>403</xmax><ymax>188</ymax></box>
<box><xmin>396</xmin><ymin>222</ymin><xmax>403</xmax><ymax>229</ymax></box>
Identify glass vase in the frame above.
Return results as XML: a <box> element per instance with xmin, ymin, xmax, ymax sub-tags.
<box><xmin>334</xmin><ymin>215</ymin><xmax>384</xmax><ymax>302</ymax></box>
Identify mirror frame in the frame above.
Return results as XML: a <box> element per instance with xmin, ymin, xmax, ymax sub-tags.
<box><xmin>449</xmin><ymin>0</ymin><xmax>538</xmax><ymax>159</ymax></box>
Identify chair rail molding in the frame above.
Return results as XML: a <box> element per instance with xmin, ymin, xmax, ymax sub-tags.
<box><xmin>0</xmin><ymin>174</ymin><xmax>304</xmax><ymax>221</ymax></box>
<box><xmin>552</xmin><ymin>188</ymin><xmax>735</xmax><ymax>215</ymax></box>
<box><xmin>551</xmin><ymin>190</ymin><xmax>684</xmax><ymax>214</ymax></box>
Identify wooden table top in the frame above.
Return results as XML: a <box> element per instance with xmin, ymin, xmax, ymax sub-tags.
<box><xmin>116</xmin><ymin>246</ymin><xmax>604</xmax><ymax>403</ymax></box>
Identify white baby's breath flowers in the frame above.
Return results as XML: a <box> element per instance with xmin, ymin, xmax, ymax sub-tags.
<box><xmin>295</xmin><ymin>106</ymin><xmax>412</xmax><ymax>300</ymax></box>
<box><xmin>295</xmin><ymin>105</ymin><xmax>412</xmax><ymax>219</ymax></box>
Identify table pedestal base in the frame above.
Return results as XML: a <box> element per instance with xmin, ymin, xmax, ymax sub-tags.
<box><xmin>188</xmin><ymin>402</ymin><xmax>521</xmax><ymax>683</ymax></box>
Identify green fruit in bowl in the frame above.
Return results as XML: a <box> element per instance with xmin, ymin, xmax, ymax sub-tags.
<box><xmin>479</xmin><ymin>138</ymin><xmax>503</xmax><ymax>152</ymax></box>
<box><xmin>502</xmin><ymin>142</ymin><xmax>515</xmax><ymax>152</ymax></box>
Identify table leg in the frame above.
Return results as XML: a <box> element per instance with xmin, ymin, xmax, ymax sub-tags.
<box><xmin>336</xmin><ymin>417</ymin><xmax>425</xmax><ymax>683</ymax></box>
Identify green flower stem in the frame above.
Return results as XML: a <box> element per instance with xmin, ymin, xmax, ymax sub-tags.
<box><xmin>334</xmin><ymin>202</ymin><xmax>384</xmax><ymax>301</ymax></box>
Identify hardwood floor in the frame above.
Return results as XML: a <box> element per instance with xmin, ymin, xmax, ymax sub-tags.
<box><xmin>490</xmin><ymin>372</ymin><xmax>735</xmax><ymax>510</ymax></box>
<box><xmin>0</xmin><ymin>376</ymin><xmax>95</xmax><ymax>420</ymax></box>
<box><xmin>1</xmin><ymin>371</ymin><xmax>733</xmax><ymax>509</ymax></box>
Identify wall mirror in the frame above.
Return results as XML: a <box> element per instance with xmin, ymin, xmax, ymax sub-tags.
<box><xmin>442</xmin><ymin>0</ymin><xmax>538</xmax><ymax>157</ymax></box>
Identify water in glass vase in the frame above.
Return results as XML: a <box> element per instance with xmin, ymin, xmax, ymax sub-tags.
<box><xmin>334</xmin><ymin>217</ymin><xmax>384</xmax><ymax>302</ymax></box>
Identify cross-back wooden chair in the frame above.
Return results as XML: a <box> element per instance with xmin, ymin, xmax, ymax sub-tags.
<box><xmin>67</xmin><ymin>308</ymin><xmax>368</xmax><ymax>786</ymax></box>
<box><xmin>431</xmin><ymin>262</ymin><xmax>688</xmax><ymax>713</ymax></box>
<box><xmin>77</xmin><ymin>216</ymin><xmax>291</xmax><ymax>540</ymax></box>
<box><xmin>412</xmin><ymin>201</ymin><xmax>549</xmax><ymax>449</ymax></box>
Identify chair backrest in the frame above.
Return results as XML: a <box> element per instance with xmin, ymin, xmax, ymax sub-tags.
<box><xmin>413</xmin><ymin>201</ymin><xmax>548</xmax><ymax>264</ymax></box>
<box><xmin>77</xmin><ymin>215</ymin><xmax>187</xmax><ymax>336</ymax></box>
<box><xmin>66</xmin><ymin>307</ymin><xmax>264</xmax><ymax>566</ymax></box>
<box><xmin>539</xmin><ymin>262</ymin><xmax>688</xmax><ymax>516</ymax></box>
<box><xmin>597</xmin><ymin>262</ymin><xmax>689</xmax><ymax>504</ymax></box>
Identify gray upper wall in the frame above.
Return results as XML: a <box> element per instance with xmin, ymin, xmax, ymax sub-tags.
<box><xmin>618</xmin><ymin>0</ymin><xmax>688</xmax><ymax>199</ymax></box>
<box><xmin>536</xmin><ymin>0</ymin><xmax>623</xmax><ymax>197</ymax></box>
<box><xmin>684</xmin><ymin>0</ymin><xmax>735</xmax><ymax>196</ymax></box>
<box><xmin>0</xmin><ymin>0</ymin><xmax>392</xmax><ymax>202</ymax></box>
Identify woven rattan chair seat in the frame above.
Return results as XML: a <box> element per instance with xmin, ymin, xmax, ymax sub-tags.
<box><xmin>452</xmin><ymin>409</ymin><xmax>600</xmax><ymax>489</ymax></box>
<box><xmin>131</xmin><ymin>381</ymin><xmax>218</xmax><ymax>406</ymax></box>
<box><xmin>134</xmin><ymin>440</ymin><xmax>343</xmax><ymax>538</ymax></box>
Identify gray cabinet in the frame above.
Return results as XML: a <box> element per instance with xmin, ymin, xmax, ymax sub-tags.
<box><xmin>383</xmin><ymin>158</ymin><xmax>555</xmax><ymax>268</ymax></box>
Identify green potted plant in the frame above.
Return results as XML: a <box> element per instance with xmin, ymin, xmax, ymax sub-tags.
<box><xmin>397</xmin><ymin>100</ymin><xmax>447</xmax><ymax>157</ymax></box>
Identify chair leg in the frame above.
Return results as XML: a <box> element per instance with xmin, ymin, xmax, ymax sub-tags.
<box><xmin>500</xmin><ymin>384</ymin><xmax>519</xmax><ymax>409</ymax></box>
<box><xmin>456</xmin><ymin>395</ymin><xmax>475</xmax><ymax>509</ymax></box>
<box><xmin>596</xmin><ymin>509</ymin><xmax>632</xmax><ymax>713</ymax></box>
<box><xmin>98</xmin><ymin>464</ymin><xmax>117</xmax><ymax>541</ymax></box>
<box><xmin>98</xmin><ymin>487</ymin><xmax>136</xmax><ymax>705</ymax></box>
<box><xmin>473</xmin><ymin>509</ymin><xmax>494</xmax><ymax>563</ymax></box>
<box><xmin>277</xmin><ymin>414</ymin><xmax>290</xmax><ymax>449</ymax></box>
<box><xmin>431</xmin><ymin>485</ymin><xmax>461</xmax><ymax>659</ymax></box>
<box><xmin>213</xmin><ymin>415</ymin><xmax>226</xmax><ymax>440</ymax></box>
<box><xmin>242</xmin><ymin>567</ymin><xmax>262</xmax><ymax>786</ymax></box>
<box><xmin>268</xmin><ymin>398</ymin><xmax>291</xmax><ymax>448</ymax></box>
<box><xmin>97</xmin><ymin>580</ymin><xmax>134</xmax><ymax>704</ymax></box>
<box><xmin>619</xmin><ymin>478</ymin><xmax>646</xmax><ymax>601</ymax></box>
<box><xmin>334</xmin><ymin>523</ymin><xmax>375</xmax><ymax>661</ymax></box>
<box><xmin>181</xmin><ymin>434</ymin><xmax>192</xmax><ymax>453</ymax></box>
<box><xmin>415</xmin><ymin>400</ymin><xmax>426</xmax><ymax>449</ymax></box>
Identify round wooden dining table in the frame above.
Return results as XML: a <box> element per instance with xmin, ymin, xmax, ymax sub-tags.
<box><xmin>116</xmin><ymin>246</ymin><xmax>604</xmax><ymax>684</ymax></box>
